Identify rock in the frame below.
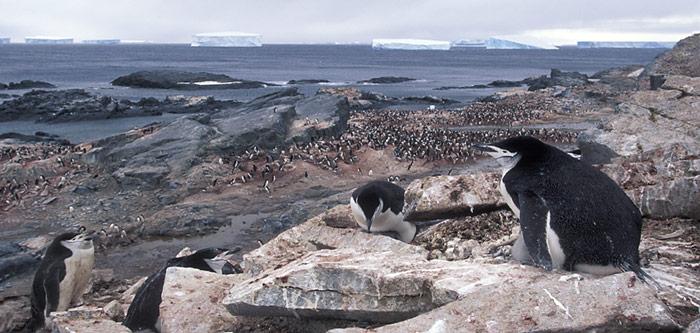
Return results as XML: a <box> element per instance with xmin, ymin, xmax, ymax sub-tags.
<box><xmin>661</xmin><ymin>75</ymin><xmax>700</xmax><ymax>96</ymax></box>
<box><xmin>159</xmin><ymin>267</ymin><xmax>243</xmax><ymax>333</ymax></box>
<box><xmin>401</xmin><ymin>96</ymin><xmax>458</xmax><ymax>104</ymax></box>
<box><xmin>287</xmin><ymin>93</ymin><xmax>350</xmax><ymax>142</ymax></box>
<box><xmin>526</xmin><ymin>69</ymin><xmax>589</xmax><ymax>91</ymax></box>
<box><xmin>49</xmin><ymin>307</ymin><xmax>131</xmax><ymax>333</ymax></box>
<box><xmin>688</xmin><ymin>318</ymin><xmax>700</xmax><ymax>333</ymax></box>
<box><xmin>0</xmin><ymin>252</ymin><xmax>39</xmax><ymax>282</ymax></box>
<box><xmin>18</xmin><ymin>235</ymin><xmax>52</xmax><ymax>253</ymax></box>
<box><xmin>434</xmin><ymin>80</ymin><xmax>524</xmax><ymax>90</ymax></box>
<box><xmin>287</xmin><ymin>79</ymin><xmax>330</xmax><ymax>85</ymax></box>
<box><xmin>330</xmin><ymin>272</ymin><xmax>678</xmax><ymax>333</ymax></box>
<box><xmin>241</xmin><ymin>205</ymin><xmax>428</xmax><ymax>276</ymax></box>
<box><xmin>1</xmin><ymin>80</ymin><xmax>55</xmax><ymax>90</ymax></box>
<box><xmin>111</xmin><ymin>70</ymin><xmax>271</xmax><ymax>90</ymax></box>
<box><xmin>636</xmin><ymin>176</ymin><xmax>700</xmax><ymax>219</ymax></box>
<box><xmin>358</xmin><ymin>77</ymin><xmax>415</xmax><ymax>84</ymax></box>
<box><xmin>403</xmin><ymin>172</ymin><xmax>506</xmax><ymax>221</ymax></box>
<box><xmin>103</xmin><ymin>300</ymin><xmax>124</xmax><ymax>321</ymax></box>
<box><xmin>651</xmin><ymin>33</ymin><xmax>700</xmax><ymax>77</ymax></box>
<box><xmin>0</xmin><ymin>296</ymin><xmax>31</xmax><ymax>332</ymax></box>
<box><xmin>0</xmin><ymin>89</ymin><xmax>161</xmax><ymax>122</ymax></box>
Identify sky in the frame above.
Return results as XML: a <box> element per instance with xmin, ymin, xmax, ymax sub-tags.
<box><xmin>1</xmin><ymin>0</ymin><xmax>698</xmax><ymax>45</ymax></box>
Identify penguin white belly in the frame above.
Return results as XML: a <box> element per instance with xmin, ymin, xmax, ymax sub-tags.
<box><xmin>545</xmin><ymin>212</ymin><xmax>566</xmax><ymax>269</ymax></box>
<box><xmin>57</xmin><ymin>246</ymin><xmax>94</xmax><ymax>311</ymax></box>
<box><xmin>350</xmin><ymin>197</ymin><xmax>368</xmax><ymax>230</ymax></box>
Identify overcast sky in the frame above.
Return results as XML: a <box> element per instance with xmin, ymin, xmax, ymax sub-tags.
<box><xmin>1</xmin><ymin>0</ymin><xmax>698</xmax><ymax>45</ymax></box>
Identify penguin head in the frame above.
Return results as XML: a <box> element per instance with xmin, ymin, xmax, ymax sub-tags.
<box><xmin>475</xmin><ymin>136</ymin><xmax>549</xmax><ymax>167</ymax></box>
<box><xmin>177</xmin><ymin>247</ymin><xmax>238</xmax><ymax>275</ymax></box>
<box><xmin>56</xmin><ymin>229</ymin><xmax>95</xmax><ymax>251</ymax></box>
<box><xmin>355</xmin><ymin>189</ymin><xmax>384</xmax><ymax>233</ymax></box>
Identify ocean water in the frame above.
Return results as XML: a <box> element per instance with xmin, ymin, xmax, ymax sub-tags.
<box><xmin>0</xmin><ymin>44</ymin><xmax>666</xmax><ymax>102</ymax></box>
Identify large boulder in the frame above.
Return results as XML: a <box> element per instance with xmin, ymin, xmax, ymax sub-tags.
<box><xmin>661</xmin><ymin>75</ymin><xmax>700</xmax><ymax>96</ymax></box>
<box><xmin>111</xmin><ymin>70</ymin><xmax>271</xmax><ymax>90</ymax></box>
<box><xmin>651</xmin><ymin>33</ymin><xmax>700</xmax><ymax>77</ymax></box>
<box><xmin>403</xmin><ymin>172</ymin><xmax>506</xmax><ymax>221</ymax></box>
<box><xmin>0</xmin><ymin>80</ymin><xmax>55</xmax><ymax>90</ymax></box>
<box><xmin>48</xmin><ymin>307</ymin><xmax>131</xmax><ymax>333</ymax></box>
<box><xmin>241</xmin><ymin>205</ymin><xmax>427</xmax><ymax>276</ymax></box>
<box><xmin>159</xmin><ymin>267</ymin><xmax>245</xmax><ymax>333</ymax></box>
<box><xmin>358</xmin><ymin>77</ymin><xmax>416</xmax><ymax>84</ymax></box>
<box><xmin>226</xmin><ymin>250</ymin><xmax>546</xmax><ymax>323</ymax></box>
<box><xmin>330</xmin><ymin>272</ymin><xmax>678</xmax><ymax>333</ymax></box>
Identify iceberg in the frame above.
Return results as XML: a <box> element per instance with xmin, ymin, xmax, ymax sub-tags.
<box><xmin>372</xmin><ymin>39</ymin><xmax>451</xmax><ymax>50</ymax></box>
<box><xmin>81</xmin><ymin>39</ymin><xmax>121</xmax><ymax>45</ymax></box>
<box><xmin>191</xmin><ymin>32</ymin><xmax>262</xmax><ymax>47</ymax></box>
<box><xmin>0</xmin><ymin>38</ymin><xmax>10</xmax><ymax>45</ymax></box>
<box><xmin>452</xmin><ymin>38</ymin><xmax>541</xmax><ymax>49</ymax></box>
<box><xmin>577</xmin><ymin>41</ymin><xmax>676</xmax><ymax>49</ymax></box>
<box><xmin>25</xmin><ymin>36</ymin><xmax>73</xmax><ymax>44</ymax></box>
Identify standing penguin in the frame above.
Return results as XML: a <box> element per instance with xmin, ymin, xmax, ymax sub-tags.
<box><xmin>475</xmin><ymin>136</ymin><xmax>647</xmax><ymax>278</ymax></box>
<box><xmin>350</xmin><ymin>180</ymin><xmax>416</xmax><ymax>243</ymax></box>
<box><xmin>30</xmin><ymin>231</ymin><xmax>95</xmax><ymax>331</ymax></box>
<box><xmin>123</xmin><ymin>248</ymin><xmax>238</xmax><ymax>332</ymax></box>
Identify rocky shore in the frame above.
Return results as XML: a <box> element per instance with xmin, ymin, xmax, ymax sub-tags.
<box><xmin>0</xmin><ymin>34</ymin><xmax>698</xmax><ymax>332</ymax></box>
<box><xmin>111</xmin><ymin>70</ymin><xmax>273</xmax><ymax>90</ymax></box>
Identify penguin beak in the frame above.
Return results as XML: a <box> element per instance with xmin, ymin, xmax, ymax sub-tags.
<box><xmin>366</xmin><ymin>218</ymin><xmax>373</xmax><ymax>233</ymax></box>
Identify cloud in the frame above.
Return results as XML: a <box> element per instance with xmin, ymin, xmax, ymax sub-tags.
<box><xmin>0</xmin><ymin>0</ymin><xmax>698</xmax><ymax>43</ymax></box>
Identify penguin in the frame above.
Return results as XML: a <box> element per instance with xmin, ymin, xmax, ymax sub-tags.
<box><xmin>123</xmin><ymin>248</ymin><xmax>239</xmax><ymax>332</ymax></box>
<box><xmin>30</xmin><ymin>230</ymin><xmax>95</xmax><ymax>331</ymax></box>
<box><xmin>350</xmin><ymin>180</ymin><xmax>416</xmax><ymax>243</ymax></box>
<box><xmin>474</xmin><ymin>136</ymin><xmax>649</xmax><ymax>280</ymax></box>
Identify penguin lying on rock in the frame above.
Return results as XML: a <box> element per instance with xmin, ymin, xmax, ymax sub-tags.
<box><xmin>475</xmin><ymin>136</ymin><xmax>651</xmax><ymax>281</ymax></box>
<box><xmin>29</xmin><ymin>230</ymin><xmax>95</xmax><ymax>331</ymax></box>
<box><xmin>123</xmin><ymin>247</ymin><xmax>240</xmax><ymax>332</ymax></box>
<box><xmin>350</xmin><ymin>180</ymin><xmax>417</xmax><ymax>243</ymax></box>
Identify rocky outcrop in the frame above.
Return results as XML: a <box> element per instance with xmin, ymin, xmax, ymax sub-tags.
<box><xmin>358</xmin><ymin>77</ymin><xmax>415</xmax><ymax>84</ymax></box>
<box><xmin>527</xmin><ymin>69</ymin><xmax>589</xmax><ymax>91</ymax></box>
<box><xmin>48</xmin><ymin>307</ymin><xmax>132</xmax><ymax>333</ymax></box>
<box><xmin>287</xmin><ymin>79</ymin><xmax>330</xmax><ymax>85</ymax></box>
<box><xmin>0</xmin><ymin>89</ymin><xmax>238</xmax><ymax>123</ymax></box>
<box><xmin>403</xmin><ymin>173</ymin><xmax>506</xmax><ymax>221</ymax></box>
<box><xmin>111</xmin><ymin>70</ymin><xmax>272</xmax><ymax>90</ymax></box>
<box><xmin>330</xmin><ymin>272</ymin><xmax>678</xmax><ymax>333</ymax></box>
<box><xmin>651</xmin><ymin>33</ymin><xmax>700</xmax><ymax>77</ymax></box>
<box><xmin>0</xmin><ymin>80</ymin><xmax>55</xmax><ymax>90</ymax></box>
<box><xmin>661</xmin><ymin>75</ymin><xmax>700</xmax><ymax>96</ymax></box>
<box><xmin>159</xmin><ymin>267</ymin><xmax>244</xmax><ymax>333</ymax></box>
<box><xmin>434</xmin><ymin>79</ymin><xmax>524</xmax><ymax>90</ymax></box>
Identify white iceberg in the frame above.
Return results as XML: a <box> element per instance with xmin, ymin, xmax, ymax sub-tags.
<box><xmin>191</xmin><ymin>32</ymin><xmax>262</xmax><ymax>47</ymax></box>
<box><xmin>81</xmin><ymin>39</ymin><xmax>121</xmax><ymax>45</ymax></box>
<box><xmin>452</xmin><ymin>38</ymin><xmax>541</xmax><ymax>49</ymax></box>
<box><xmin>0</xmin><ymin>38</ymin><xmax>10</xmax><ymax>45</ymax></box>
<box><xmin>25</xmin><ymin>36</ymin><xmax>73</xmax><ymax>44</ymax></box>
<box><xmin>372</xmin><ymin>39</ymin><xmax>451</xmax><ymax>50</ymax></box>
<box><xmin>577</xmin><ymin>41</ymin><xmax>675</xmax><ymax>49</ymax></box>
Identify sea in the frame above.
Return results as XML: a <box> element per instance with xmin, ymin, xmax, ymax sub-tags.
<box><xmin>0</xmin><ymin>44</ymin><xmax>666</xmax><ymax>142</ymax></box>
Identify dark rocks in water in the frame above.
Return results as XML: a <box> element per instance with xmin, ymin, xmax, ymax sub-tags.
<box><xmin>358</xmin><ymin>76</ymin><xmax>416</xmax><ymax>84</ymax></box>
<box><xmin>111</xmin><ymin>70</ymin><xmax>272</xmax><ymax>90</ymax></box>
<box><xmin>434</xmin><ymin>79</ymin><xmax>524</xmax><ymax>90</ymax></box>
<box><xmin>0</xmin><ymin>132</ymin><xmax>70</xmax><ymax>145</ymax></box>
<box><xmin>0</xmin><ymin>89</ymin><xmax>162</xmax><ymax>123</ymax></box>
<box><xmin>527</xmin><ymin>69</ymin><xmax>589</xmax><ymax>91</ymax></box>
<box><xmin>650</xmin><ymin>33</ymin><xmax>700</xmax><ymax>77</ymax></box>
<box><xmin>287</xmin><ymin>79</ymin><xmax>330</xmax><ymax>85</ymax></box>
<box><xmin>0</xmin><ymin>80</ymin><xmax>56</xmax><ymax>90</ymax></box>
<box><xmin>0</xmin><ymin>89</ymin><xmax>241</xmax><ymax>123</ymax></box>
<box><xmin>401</xmin><ymin>96</ymin><xmax>458</xmax><ymax>104</ymax></box>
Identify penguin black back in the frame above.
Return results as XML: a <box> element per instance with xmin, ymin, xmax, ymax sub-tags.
<box><xmin>29</xmin><ymin>232</ymin><xmax>79</xmax><ymax>331</ymax></box>
<box><xmin>351</xmin><ymin>180</ymin><xmax>404</xmax><ymax>220</ymax></box>
<box><xmin>123</xmin><ymin>248</ymin><xmax>232</xmax><ymax>332</ymax></box>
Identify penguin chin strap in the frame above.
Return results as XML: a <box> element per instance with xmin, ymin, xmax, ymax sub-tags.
<box><xmin>496</xmin><ymin>154</ymin><xmax>521</xmax><ymax>169</ymax></box>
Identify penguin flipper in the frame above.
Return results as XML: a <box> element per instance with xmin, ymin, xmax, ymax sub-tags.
<box><xmin>518</xmin><ymin>191</ymin><xmax>553</xmax><ymax>270</ymax></box>
<box><xmin>43</xmin><ymin>265</ymin><xmax>63</xmax><ymax>315</ymax></box>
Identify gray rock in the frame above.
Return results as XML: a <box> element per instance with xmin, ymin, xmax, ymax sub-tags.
<box><xmin>159</xmin><ymin>267</ymin><xmax>244</xmax><ymax>333</ymax></box>
<box><xmin>1</xmin><ymin>80</ymin><xmax>55</xmax><ymax>90</ymax></box>
<box><xmin>111</xmin><ymin>70</ymin><xmax>271</xmax><ymax>90</ymax></box>
<box><xmin>358</xmin><ymin>77</ymin><xmax>416</xmax><ymax>84</ymax></box>
<box><xmin>636</xmin><ymin>176</ymin><xmax>700</xmax><ymax>219</ymax></box>
<box><xmin>651</xmin><ymin>33</ymin><xmax>700</xmax><ymax>77</ymax></box>
<box><xmin>0</xmin><ymin>296</ymin><xmax>31</xmax><ymax>333</ymax></box>
<box><xmin>403</xmin><ymin>173</ymin><xmax>506</xmax><ymax>221</ymax></box>
<box><xmin>49</xmin><ymin>307</ymin><xmax>132</xmax><ymax>333</ymax></box>
<box><xmin>687</xmin><ymin>318</ymin><xmax>700</xmax><ymax>333</ymax></box>
<box><xmin>662</xmin><ymin>75</ymin><xmax>700</xmax><ymax>96</ymax></box>
<box><xmin>330</xmin><ymin>272</ymin><xmax>678</xmax><ymax>333</ymax></box>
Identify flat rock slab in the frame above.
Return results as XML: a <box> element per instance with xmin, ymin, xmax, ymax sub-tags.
<box><xmin>228</xmin><ymin>247</ymin><xmax>549</xmax><ymax>323</ymax></box>
<box><xmin>159</xmin><ymin>267</ymin><xmax>245</xmax><ymax>333</ymax></box>
<box><xmin>330</xmin><ymin>272</ymin><xmax>678</xmax><ymax>333</ymax></box>
<box><xmin>404</xmin><ymin>173</ymin><xmax>506</xmax><ymax>221</ymax></box>
<box><xmin>49</xmin><ymin>307</ymin><xmax>131</xmax><ymax>333</ymax></box>
<box><xmin>662</xmin><ymin>75</ymin><xmax>700</xmax><ymax>96</ymax></box>
<box><xmin>242</xmin><ymin>205</ymin><xmax>428</xmax><ymax>276</ymax></box>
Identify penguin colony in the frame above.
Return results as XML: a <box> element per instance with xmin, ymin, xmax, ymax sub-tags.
<box><xmin>26</xmin><ymin>135</ymin><xmax>647</xmax><ymax>331</ymax></box>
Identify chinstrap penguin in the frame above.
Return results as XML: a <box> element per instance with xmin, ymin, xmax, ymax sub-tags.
<box><xmin>350</xmin><ymin>180</ymin><xmax>416</xmax><ymax>243</ymax></box>
<box><xmin>123</xmin><ymin>247</ymin><xmax>239</xmax><ymax>332</ymax></box>
<box><xmin>29</xmin><ymin>230</ymin><xmax>95</xmax><ymax>331</ymax></box>
<box><xmin>475</xmin><ymin>136</ymin><xmax>649</xmax><ymax>280</ymax></box>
